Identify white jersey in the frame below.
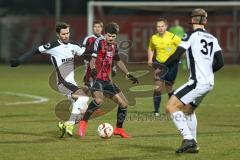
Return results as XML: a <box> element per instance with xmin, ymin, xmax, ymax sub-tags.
<box><xmin>180</xmin><ymin>29</ymin><xmax>221</xmax><ymax>85</ymax></box>
<box><xmin>38</xmin><ymin>40</ymin><xmax>84</xmax><ymax>85</ymax></box>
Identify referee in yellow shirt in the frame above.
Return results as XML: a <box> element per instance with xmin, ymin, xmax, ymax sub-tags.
<box><xmin>148</xmin><ymin>18</ymin><xmax>181</xmax><ymax>116</ymax></box>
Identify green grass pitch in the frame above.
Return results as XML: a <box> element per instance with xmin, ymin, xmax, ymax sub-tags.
<box><xmin>0</xmin><ymin>64</ymin><xmax>240</xmax><ymax>160</ymax></box>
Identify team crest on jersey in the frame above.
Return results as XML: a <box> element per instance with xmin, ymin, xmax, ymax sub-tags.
<box><xmin>182</xmin><ymin>33</ymin><xmax>188</xmax><ymax>41</ymax></box>
<box><xmin>166</xmin><ymin>47</ymin><xmax>172</xmax><ymax>52</ymax></box>
<box><xmin>71</xmin><ymin>50</ymin><xmax>75</xmax><ymax>55</ymax></box>
<box><xmin>43</xmin><ymin>43</ymin><xmax>51</xmax><ymax>49</ymax></box>
<box><xmin>107</xmin><ymin>51</ymin><xmax>113</xmax><ymax>57</ymax></box>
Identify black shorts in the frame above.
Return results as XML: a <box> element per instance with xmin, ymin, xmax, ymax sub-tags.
<box><xmin>153</xmin><ymin>60</ymin><xmax>179</xmax><ymax>84</ymax></box>
<box><xmin>91</xmin><ymin>80</ymin><xmax>121</xmax><ymax>97</ymax></box>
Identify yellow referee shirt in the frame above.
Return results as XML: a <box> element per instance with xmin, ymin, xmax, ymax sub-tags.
<box><xmin>148</xmin><ymin>31</ymin><xmax>181</xmax><ymax>63</ymax></box>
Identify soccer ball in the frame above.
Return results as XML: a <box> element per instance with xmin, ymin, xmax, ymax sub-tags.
<box><xmin>97</xmin><ymin>123</ymin><xmax>113</xmax><ymax>138</ymax></box>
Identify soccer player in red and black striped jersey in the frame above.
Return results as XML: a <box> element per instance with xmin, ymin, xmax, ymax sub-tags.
<box><xmin>78</xmin><ymin>22</ymin><xmax>139</xmax><ymax>138</ymax></box>
<box><xmin>82</xmin><ymin>20</ymin><xmax>104</xmax><ymax>87</ymax></box>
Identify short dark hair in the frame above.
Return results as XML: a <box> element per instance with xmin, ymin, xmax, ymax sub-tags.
<box><xmin>105</xmin><ymin>22</ymin><xmax>119</xmax><ymax>34</ymax></box>
<box><xmin>157</xmin><ymin>18</ymin><xmax>168</xmax><ymax>25</ymax></box>
<box><xmin>93</xmin><ymin>20</ymin><xmax>103</xmax><ymax>28</ymax></box>
<box><xmin>191</xmin><ymin>8</ymin><xmax>207</xmax><ymax>25</ymax></box>
<box><xmin>55</xmin><ymin>22</ymin><xmax>70</xmax><ymax>34</ymax></box>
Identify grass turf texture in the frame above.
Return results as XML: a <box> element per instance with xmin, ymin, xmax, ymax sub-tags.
<box><xmin>0</xmin><ymin>64</ymin><xmax>240</xmax><ymax>160</ymax></box>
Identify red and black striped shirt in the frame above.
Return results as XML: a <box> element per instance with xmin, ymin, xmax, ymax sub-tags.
<box><xmin>92</xmin><ymin>37</ymin><xmax>120</xmax><ymax>81</ymax></box>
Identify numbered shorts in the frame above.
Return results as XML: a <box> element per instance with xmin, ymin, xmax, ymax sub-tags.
<box><xmin>174</xmin><ymin>80</ymin><xmax>214</xmax><ymax>108</ymax></box>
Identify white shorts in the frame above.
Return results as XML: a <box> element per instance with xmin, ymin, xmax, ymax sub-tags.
<box><xmin>174</xmin><ymin>80</ymin><xmax>213</xmax><ymax>107</ymax></box>
<box><xmin>58</xmin><ymin>82</ymin><xmax>79</xmax><ymax>96</ymax></box>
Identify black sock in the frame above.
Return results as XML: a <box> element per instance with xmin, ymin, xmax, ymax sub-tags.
<box><xmin>116</xmin><ymin>106</ymin><xmax>127</xmax><ymax>128</ymax></box>
<box><xmin>153</xmin><ymin>90</ymin><xmax>161</xmax><ymax>113</ymax></box>
<box><xmin>82</xmin><ymin>100</ymin><xmax>100</xmax><ymax>121</ymax></box>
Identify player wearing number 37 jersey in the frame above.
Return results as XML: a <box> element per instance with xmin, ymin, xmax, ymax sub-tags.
<box><xmin>164</xmin><ymin>8</ymin><xmax>224</xmax><ymax>153</ymax></box>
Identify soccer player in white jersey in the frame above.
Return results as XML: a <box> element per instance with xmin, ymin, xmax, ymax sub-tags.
<box><xmin>10</xmin><ymin>22</ymin><xmax>89</xmax><ymax>137</ymax></box>
<box><xmin>163</xmin><ymin>8</ymin><xmax>224</xmax><ymax>153</ymax></box>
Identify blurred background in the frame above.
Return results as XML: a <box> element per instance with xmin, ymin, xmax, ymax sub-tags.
<box><xmin>0</xmin><ymin>0</ymin><xmax>239</xmax><ymax>64</ymax></box>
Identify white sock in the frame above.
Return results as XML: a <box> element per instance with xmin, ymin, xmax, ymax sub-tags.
<box><xmin>67</xmin><ymin>96</ymin><xmax>89</xmax><ymax>125</ymax></box>
<box><xmin>186</xmin><ymin>112</ymin><xmax>197</xmax><ymax>142</ymax></box>
<box><xmin>171</xmin><ymin>111</ymin><xmax>193</xmax><ymax>140</ymax></box>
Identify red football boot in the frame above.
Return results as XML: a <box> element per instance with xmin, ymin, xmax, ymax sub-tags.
<box><xmin>77</xmin><ymin>120</ymin><xmax>87</xmax><ymax>138</ymax></box>
<box><xmin>113</xmin><ymin>128</ymin><xmax>131</xmax><ymax>138</ymax></box>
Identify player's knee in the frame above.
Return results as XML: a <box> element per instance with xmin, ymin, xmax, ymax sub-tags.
<box><xmin>165</xmin><ymin>85</ymin><xmax>173</xmax><ymax>93</ymax></box>
<box><xmin>125</xmin><ymin>99</ymin><xmax>129</xmax><ymax>106</ymax></box>
<box><xmin>166</xmin><ymin>103</ymin><xmax>173</xmax><ymax>114</ymax></box>
<box><xmin>166</xmin><ymin>105</ymin><xmax>179</xmax><ymax>114</ymax></box>
<box><xmin>82</xmin><ymin>85</ymin><xmax>89</xmax><ymax>94</ymax></box>
<box><xmin>78</xmin><ymin>96</ymin><xmax>89</xmax><ymax>103</ymax></box>
<box><xmin>166</xmin><ymin>96</ymin><xmax>181</xmax><ymax>114</ymax></box>
<box><xmin>117</xmin><ymin>98</ymin><xmax>129</xmax><ymax>108</ymax></box>
<box><xmin>121</xmin><ymin>101</ymin><xmax>129</xmax><ymax>108</ymax></box>
<box><xmin>94</xmin><ymin>97</ymin><xmax>103</xmax><ymax>104</ymax></box>
<box><xmin>73</xmin><ymin>89</ymin><xmax>87</xmax><ymax>97</ymax></box>
<box><xmin>154</xmin><ymin>86</ymin><xmax>161</xmax><ymax>92</ymax></box>
<box><xmin>183</xmin><ymin>105</ymin><xmax>194</xmax><ymax>115</ymax></box>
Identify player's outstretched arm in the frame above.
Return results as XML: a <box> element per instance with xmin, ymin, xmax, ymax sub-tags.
<box><xmin>10</xmin><ymin>48</ymin><xmax>40</xmax><ymax>67</ymax></box>
<box><xmin>212</xmin><ymin>50</ymin><xmax>224</xmax><ymax>73</ymax></box>
<box><xmin>116</xmin><ymin>60</ymin><xmax>139</xmax><ymax>84</ymax></box>
<box><xmin>164</xmin><ymin>46</ymin><xmax>186</xmax><ymax>67</ymax></box>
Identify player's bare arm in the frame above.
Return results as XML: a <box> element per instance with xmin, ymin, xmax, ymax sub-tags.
<box><xmin>147</xmin><ymin>48</ymin><xmax>154</xmax><ymax>66</ymax></box>
<box><xmin>116</xmin><ymin>60</ymin><xmax>128</xmax><ymax>75</ymax></box>
<box><xmin>116</xmin><ymin>60</ymin><xmax>139</xmax><ymax>84</ymax></box>
<box><xmin>164</xmin><ymin>46</ymin><xmax>186</xmax><ymax>67</ymax></box>
<box><xmin>89</xmin><ymin>57</ymin><xmax>97</xmax><ymax>79</ymax></box>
